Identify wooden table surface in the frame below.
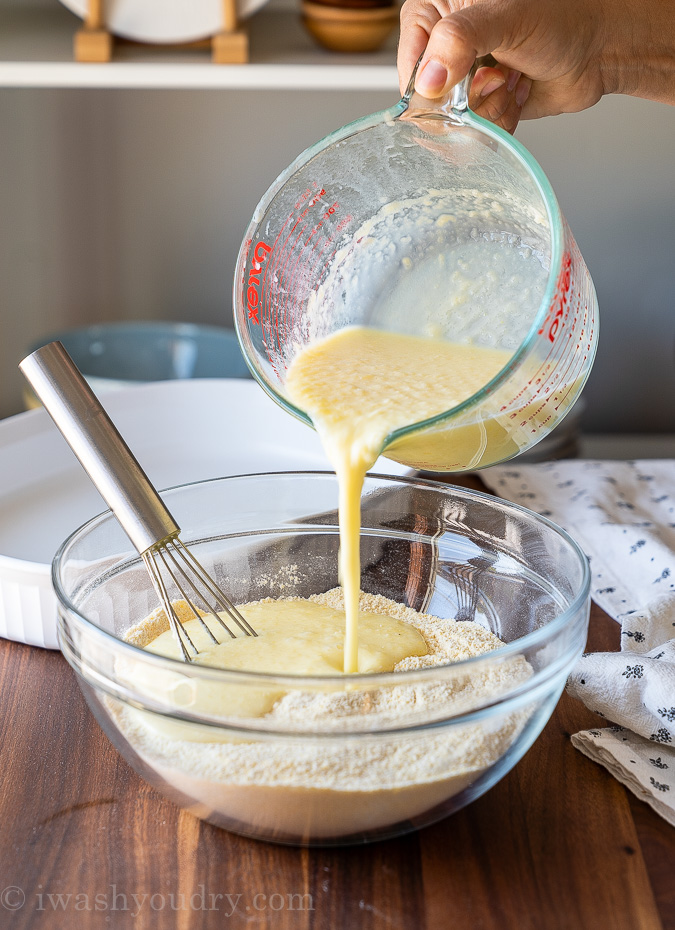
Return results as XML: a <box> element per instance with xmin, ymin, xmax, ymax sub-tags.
<box><xmin>1</xmin><ymin>480</ymin><xmax>674</xmax><ymax>930</ymax></box>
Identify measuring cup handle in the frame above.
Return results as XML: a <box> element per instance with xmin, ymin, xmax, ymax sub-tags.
<box><xmin>403</xmin><ymin>53</ymin><xmax>476</xmax><ymax>121</ymax></box>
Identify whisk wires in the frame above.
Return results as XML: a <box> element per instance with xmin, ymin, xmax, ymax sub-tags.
<box><xmin>142</xmin><ymin>536</ymin><xmax>257</xmax><ymax>662</ymax></box>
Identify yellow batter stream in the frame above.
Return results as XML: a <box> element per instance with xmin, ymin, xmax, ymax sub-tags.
<box><xmin>285</xmin><ymin>326</ymin><xmax>511</xmax><ymax>672</ymax></box>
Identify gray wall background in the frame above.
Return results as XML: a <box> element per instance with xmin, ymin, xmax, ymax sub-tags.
<box><xmin>1</xmin><ymin>81</ymin><xmax>674</xmax><ymax>430</ymax></box>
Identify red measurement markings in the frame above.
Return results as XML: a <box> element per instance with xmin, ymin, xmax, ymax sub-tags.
<box><xmin>256</xmin><ymin>185</ymin><xmax>354</xmax><ymax>358</ymax></box>
<box><xmin>553</xmin><ymin>333</ymin><xmax>579</xmax><ymax>405</ymax></box>
<box><xmin>245</xmin><ymin>241</ymin><xmax>272</xmax><ymax>325</ymax></box>
<box><xmin>305</xmin><ymin>208</ymin><xmax>353</xmax><ymax>254</ymax></box>
<box><xmin>296</xmin><ymin>202</ymin><xmax>347</xmax><ymax>340</ymax></box>
<box><xmin>283</xmin><ymin>195</ymin><xmax>331</xmax><ymax>294</ymax></box>
<box><xmin>500</xmin><ymin>240</ymin><xmax>588</xmax><ymax>431</ymax></box>
<box><xmin>548</xmin><ymin>243</ymin><xmax>591</xmax><ymax>412</ymax></box>
<box><xmin>547</xmin><ymin>305</ymin><xmax>581</xmax><ymax>406</ymax></box>
<box><xmin>262</xmin><ymin>211</ymin><xmax>310</xmax><ymax>366</ymax></box>
<box><xmin>258</xmin><ymin>186</ymin><xmax>335</xmax><ymax>366</ymax></box>
<box><xmin>305</xmin><ymin>217</ymin><xmax>337</xmax><ymax>259</ymax></box>
<box><xmin>290</xmin><ymin>232</ymin><xmax>332</xmax><ymax>342</ymax></box>
<box><xmin>519</xmin><ymin>327</ymin><xmax>576</xmax><ymax>428</ymax></box>
<box><xmin>502</xmin><ymin>334</ymin><xmax>560</xmax><ymax>415</ymax></box>
<box><xmin>538</xmin><ymin>250</ymin><xmax>572</xmax><ymax>343</ymax></box>
<box><xmin>524</xmin><ymin>393</ymin><xmax>556</xmax><ymax>432</ymax></box>
<box><xmin>260</xmin><ymin>190</ymin><xmax>325</xmax><ymax>338</ymax></box>
<box><xmin>304</xmin><ymin>225</ymin><xmax>321</xmax><ymax>248</ymax></box>
<box><xmin>303</xmin><ymin>201</ymin><xmax>342</xmax><ymax>249</ymax></box>
<box><xmin>255</xmin><ymin>207</ymin><xmax>297</xmax><ymax>370</ymax></box>
<box><xmin>293</xmin><ymin>180</ymin><xmax>321</xmax><ymax>212</ymax></box>
<box><xmin>530</xmin><ymin>284</ymin><xmax>593</xmax><ymax>430</ymax></box>
<box><xmin>555</xmin><ymin>314</ymin><xmax>594</xmax><ymax>412</ymax></box>
<box><xmin>501</xmin><ymin>274</ymin><xmax>576</xmax><ymax>412</ymax></box>
<box><xmin>277</xmin><ymin>192</ymin><xmax>335</xmax><ymax>350</ymax></box>
<box><xmin>317</xmin><ymin>245</ymin><xmax>339</xmax><ymax>287</ymax></box>
<box><xmin>553</xmin><ymin>316</ymin><xmax>585</xmax><ymax>409</ymax></box>
<box><xmin>305</xmin><ymin>202</ymin><xmax>340</xmax><ymax>265</ymax></box>
<box><xmin>279</xmin><ymin>219</ymin><xmax>314</xmax><ymax>353</ymax></box>
<box><xmin>238</xmin><ymin>237</ymin><xmax>252</xmax><ymax>326</ymax></box>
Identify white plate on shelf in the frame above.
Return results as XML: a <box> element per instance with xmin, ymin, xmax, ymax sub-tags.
<box><xmin>59</xmin><ymin>0</ymin><xmax>269</xmax><ymax>44</ymax></box>
<box><xmin>0</xmin><ymin>378</ymin><xmax>407</xmax><ymax>650</ymax></box>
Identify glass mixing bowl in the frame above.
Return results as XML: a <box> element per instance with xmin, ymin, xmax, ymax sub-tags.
<box><xmin>54</xmin><ymin>473</ymin><xmax>590</xmax><ymax>846</ymax></box>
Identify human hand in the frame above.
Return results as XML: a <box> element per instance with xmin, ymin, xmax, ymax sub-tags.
<box><xmin>398</xmin><ymin>0</ymin><xmax>675</xmax><ymax>133</ymax></box>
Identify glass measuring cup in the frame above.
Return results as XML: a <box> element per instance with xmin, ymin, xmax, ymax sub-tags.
<box><xmin>234</xmin><ymin>64</ymin><xmax>598</xmax><ymax>472</ymax></box>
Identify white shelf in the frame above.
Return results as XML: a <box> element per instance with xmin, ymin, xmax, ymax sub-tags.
<box><xmin>0</xmin><ymin>3</ymin><xmax>400</xmax><ymax>89</ymax></box>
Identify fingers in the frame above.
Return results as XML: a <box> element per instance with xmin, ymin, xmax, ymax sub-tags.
<box><xmin>515</xmin><ymin>75</ymin><xmax>532</xmax><ymax>108</ymax></box>
<box><xmin>469</xmin><ymin>66</ymin><xmax>532</xmax><ymax>133</ymax></box>
<box><xmin>398</xmin><ymin>0</ymin><xmax>602</xmax><ymax>123</ymax></box>
<box><xmin>469</xmin><ymin>64</ymin><xmax>507</xmax><ymax>102</ymax></box>
<box><xmin>399</xmin><ymin>0</ymin><xmax>520</xmax><ymax>98</ymax></box>
<box><xmin>399</xmin><ymin>52</ymin><xmax>533</xmax><ymax>134</ymax></box>
<box><xmin>397</xmin><ymin>0</ymin><xmax>533</xmax><ymax>135</ymax></box>
<box><xmin>397</xmin><ymin>3</ymin><xmax>441</xmax><ymax>94</ymax></box>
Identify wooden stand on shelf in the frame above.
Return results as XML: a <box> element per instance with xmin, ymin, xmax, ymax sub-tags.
<box><xmin>74</xmin><ymin>0</ymin><xmax>112</xmax><ymax>62</ymax></box>
<box><xmin>212</xmin><ymin>0</ymin><xmax>249</xmax><ymax>63</ymax></box>
<box><xmin>73</xmin><ymin>0</ymin><xmax>249</xmax><ymax>64</ymax></box>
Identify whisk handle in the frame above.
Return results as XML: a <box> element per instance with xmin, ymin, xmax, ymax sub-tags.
<box><xmin>19</xmin><ymin>342</ymin><xmax>180</xmax><ymax>555</ymax></box>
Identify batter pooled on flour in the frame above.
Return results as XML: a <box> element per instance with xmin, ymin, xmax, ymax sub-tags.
<box><xmin>139</xmin><ymin>597</ymin><xmax>428</xmax><ymax>716</ymax></box>
<box><xmin>126</xmin><ymin>589</ymin><xmax>526</xmax><ymax>723</ymax></box>
<box><xmin>118</xmin><ymin>590</ymin><xmax>531</xmax><ymax>838</ymax></box>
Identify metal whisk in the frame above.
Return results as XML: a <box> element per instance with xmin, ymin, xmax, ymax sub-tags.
<box><xmin>19</xmin><ymin>341</ymin><xmax>256</xmax><ymax>661</ymax></box>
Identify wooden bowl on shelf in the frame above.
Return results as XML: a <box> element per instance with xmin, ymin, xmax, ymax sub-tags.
<box><xmin>301</xmin><ymin>0</ymin><xmax>398</xmax><ymax>53</ymax></box>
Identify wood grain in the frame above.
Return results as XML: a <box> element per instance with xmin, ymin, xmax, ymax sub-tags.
<box><xmin>0</xmin><ymin>525</ymin><xmax>673</xmax><ymax>929</ymax></box>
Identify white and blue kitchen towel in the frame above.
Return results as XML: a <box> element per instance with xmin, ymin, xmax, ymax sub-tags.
<box><xmin>482</xmin><ymin>460</ymin><xmax>675</xmax><ymax>826</ymax></box>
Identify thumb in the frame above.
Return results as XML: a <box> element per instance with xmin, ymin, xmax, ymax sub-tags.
<box><xmin>414</xmin><ymin>1</ymin><xmax>520</xmax><ymax>98</ymax></box>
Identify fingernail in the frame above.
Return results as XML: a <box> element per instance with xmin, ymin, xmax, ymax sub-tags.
<box><xmin>480</xmin><ymin>75</ymin><xmax>506</xmax><ymax>97</ymax></box>
<box><xmin>515</xmin><ymin>77</ymin><xmax>532</xmax><ymax>107</ymax></box>
<box><xmin>506</xmin><ymin>69</ymin><xmax>521</xmax><ymax>92</ymax></box>
<box><xmin>416</xmin><ymin>59</ymin><xmax>448</xmax><ymax>95</ymax></box>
